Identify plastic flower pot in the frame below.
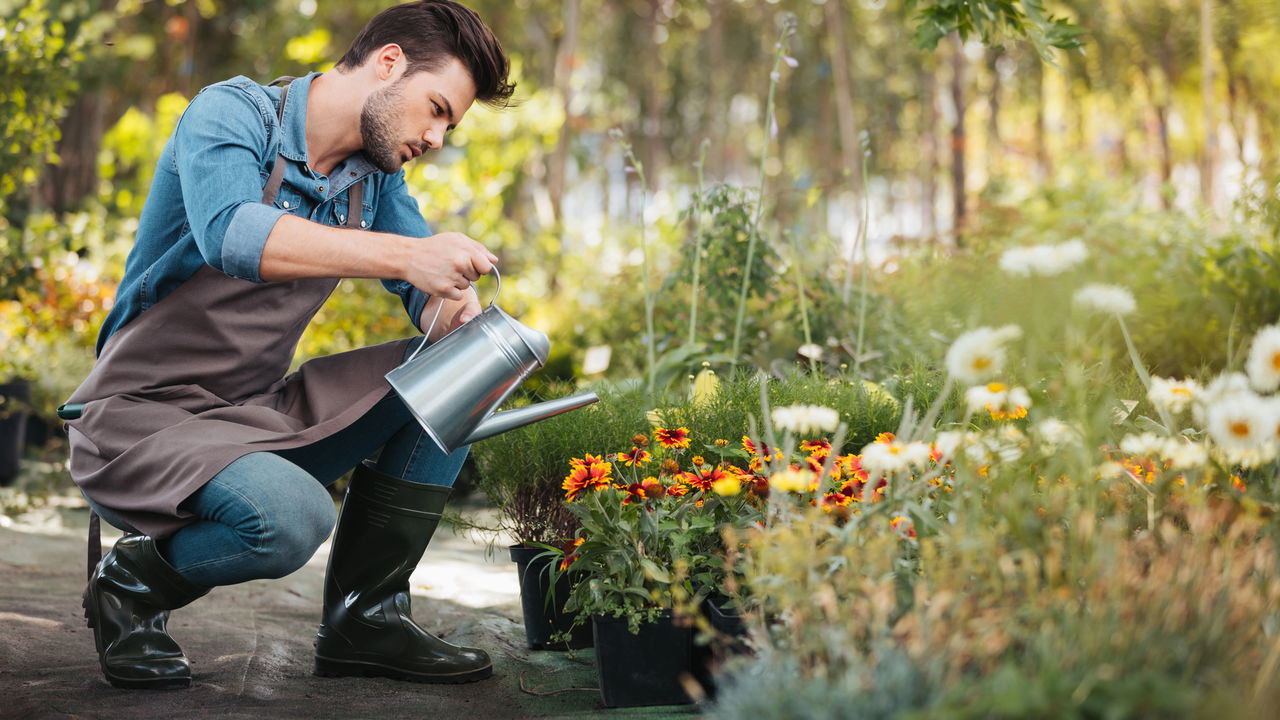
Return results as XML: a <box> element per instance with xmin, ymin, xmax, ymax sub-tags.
<box><xmin>508</xmin><ymin>544</ymin><xmax>592</xmax><ymax>650</ymax></box>
<box><xmin>0</xmin><ymin>380</ymin><xmax>31</xmax><ymax>488</ymax></box>
<box><xmin>692</xmin><ymin>595</ymin><xmax>751</xmax><ymax>699</ymax></box>
<box><xmin>591</xmin><ymin>612</ymin><xmax>694</xmax><ymax>708</ymax></box>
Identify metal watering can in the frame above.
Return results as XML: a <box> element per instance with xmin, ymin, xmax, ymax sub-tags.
<box><xmin>385</xmin><ymin>268</ymin><xmax>599</xmax><ymax>453</ymax></box>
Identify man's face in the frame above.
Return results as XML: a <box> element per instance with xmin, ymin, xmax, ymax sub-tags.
<box><xmin>360</xmin><ymin>56</ymin><xmax>478</xmax><ymax>174</ymax></box>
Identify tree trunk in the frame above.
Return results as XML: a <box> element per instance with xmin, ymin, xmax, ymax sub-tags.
<box><xmin>1200</xmin><ymin>0</ymin><xmax>1216</xmax><ymax>209</ymax></box>
<box><xmin>825</xmin><ymin>0</ymin><xmax>862</xmax><ymax>196</ymax></box>
<box><xmin>547</xmin><ymin>0</ymin><xmax>579</xmax><ymax>221</ymax></box>
<box><xmin>641</xmin><ymin>0</ymin><xmax>663</xmax><ymax>192</ymax></box>
<box><xmin>707</xmin><ymin>0</ymin><xmax>728</xmax><ymax>179</ymax></box>
<box><xmin>1034</xmin><ymin>58</ymin><xmax>1051</xmax><ymax>181</ymax></box>
<box><xmin>921</xmin><ymin>61</ymin><xmax>938</xmax><ymax>239</ymax></box>
<box><xmin>985</xmin><ymin>47</ymin><xmax>1003</xmax><ymax>181</ymax></box>
<box><xmin>36</xmin><ymin>91</ymin><xmax>106</xmax><ymax>214</ymax></box>
<box><xmin>950</xmin><ymin>34</ymin><xmax>968</xmax><ymax>244</ymax></box>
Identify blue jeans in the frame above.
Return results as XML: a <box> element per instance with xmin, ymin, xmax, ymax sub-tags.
<box><xmin>89</xmin><ymin>343</ymin><xmax>469</xmax><ymax>587</ymax></box>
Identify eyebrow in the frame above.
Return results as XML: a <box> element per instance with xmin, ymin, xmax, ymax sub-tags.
<box><xmin>436</xmin><ymin>93</ymin><xmax>457</xmax><ymax>126</ymax></box>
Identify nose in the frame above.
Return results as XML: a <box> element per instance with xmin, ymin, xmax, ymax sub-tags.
<box><xmin>422</xmin><ymin>123</ymin><xmax>445</xmax><ymax>152</ymax></box>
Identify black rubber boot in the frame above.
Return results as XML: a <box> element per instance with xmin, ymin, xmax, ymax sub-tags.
<box><xmin>83</xmin><ymin>535</ymin><xmax>210</xmax><ymax>689</ymax></box>
<box><xmin>314</xmin><ymin>461</ymin><xmax>493</xmax><ymax>683</ymax></box>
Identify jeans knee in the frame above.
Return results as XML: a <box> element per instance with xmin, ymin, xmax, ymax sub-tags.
<box><xmin>254</xmin><ymin>485</ymin><xmax>336</xmax><ymax>579</ymax></box>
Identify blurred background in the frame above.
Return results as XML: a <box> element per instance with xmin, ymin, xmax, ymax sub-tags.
<box><xmin>2</xmin><ymin>0</ymin><xmax>1280</xmax><ymax>492</ymax></box>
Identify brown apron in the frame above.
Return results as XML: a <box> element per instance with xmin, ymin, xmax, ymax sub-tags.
<box><xmin>65</xmin><ymin>80</ymin><xmax>410</xmax><ymax>539</ymax></box>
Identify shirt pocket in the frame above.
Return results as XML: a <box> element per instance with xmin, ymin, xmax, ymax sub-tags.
<box><xmin>258</xmin><ymin>171</ymin><xmax>306</xmax><ymax>215</ymax></box>
<box><xmin>332</xmin><ymin>181</ymin><xmax>373</xmax><ymax>229</ymax></box>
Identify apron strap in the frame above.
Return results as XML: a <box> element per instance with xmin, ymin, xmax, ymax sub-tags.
<box><xmin>87</xmin><ymin>511</ymin><xmax>101</xmax><ymax>580</ymax></box>
<box><xmin>260</xmin><ymin>75</ymin><xmax>364</xmax><ymax>229</ymax></box>
<box><xmin>261</xmin><ymin>79</ymin><xmax>294</xmax><ymax>206</ymax></box>
<box><xmin>346</xmin><ymin>180</ymin><xmax>363</xmax><ymax>229</ymax></box>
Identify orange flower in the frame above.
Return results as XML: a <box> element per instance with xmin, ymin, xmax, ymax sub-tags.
<box><xmin>666</xmin><ymin>483</ymin><xmax>689</xmax><ymax>497</ymax></box>
<box><xmin>874</xmin><ymin>432</ymin><xmax>896</xmax><ymax>444</ymax></box>
<box><xmin>681</xmin><ymin>464</ymin><xmax>743</xmax><ymax>492</ymax></box>
<box><xmin>640</xmin><ymin>476</ymin><xmax>666</xmax><ymax>499</ymax></box>
<box><xmin>617</xmin><ymin>446</ymin><xmax>652</xmax><ymax>467</ymax></box>
<box><xmin>714</xmin><ymin>439</ymin><xmax>729</xmax><ymax>447</ymax></box>
<box><xmin>655</xmin><ymin>427</ymin><xmax>691</xmax><ymax>449</ymax></box>
<box><xmin>559</xmin><ymin>537</ymin><xmax>586</xmax><ymax>571</ymax></box>
<box><xmin>890</xmin><ymin>515</ymin><xmax>917</xmax><ymax>539</ymax></box>
<box><xmin>691</xmin><ymin>455</ymin><xmax>706</xmax><ymax>467</ymax></box>
<box><xmin>632</xmin><ymin>433</ymin><xmax>650</xmax><ymax>448</ymax></box>
<box><xmin>562</xmin><ymin>460</ymin><xmax>613</xmax><ymax>501</ymax></box>
<box><xmin>661</xmin><ymin>458</ymin><xmax>681</xmax><ymax>474</ymax></box>
<box><xmin>569</xmin><ymin>453</ymin><xmax>607</xmax><ymax>469</ymax></box>
<box><xmin>800</xmin><ymin>439</ymin><xmax>831</xmax><ymax>462</ymax></box>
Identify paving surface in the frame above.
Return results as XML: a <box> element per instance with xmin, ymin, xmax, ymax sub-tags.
<box><xmin>0</xmin><ymin>499</ymin><xmax>702</xmax><ymax>720</ymax></box>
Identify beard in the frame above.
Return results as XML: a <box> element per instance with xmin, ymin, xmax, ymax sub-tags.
<box><xmin>360</xmin><ymin>80</ymin><xmax>414</xmax><ymax>174</ymax></box>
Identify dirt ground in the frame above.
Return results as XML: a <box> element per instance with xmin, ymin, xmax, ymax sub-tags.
<box><xmin>0</xmin><ymin>498</ymin><xmax>701</xmax><ymax>720</ymax></box>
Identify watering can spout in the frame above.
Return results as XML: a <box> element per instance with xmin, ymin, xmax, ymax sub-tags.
<box><xmin>463</xmin><ymin>391</ymin><xmax>600</xmax><ymax>445</ymax></box>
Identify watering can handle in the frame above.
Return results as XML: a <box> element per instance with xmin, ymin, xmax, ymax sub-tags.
<box><xmin>407</xmin><ymin>266</ymin><xmax>501</xmax><ymax>363</ymax></box>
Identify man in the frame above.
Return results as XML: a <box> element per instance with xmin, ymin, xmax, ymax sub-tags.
<box><xmin>64</xmin><ymin>1</ymin><xmax>514</xmax><ymax>689</ymax></box>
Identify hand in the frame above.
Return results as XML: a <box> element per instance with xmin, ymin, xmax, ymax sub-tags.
<box><xmin>420</xmin><ymin>287</ymin><xmax>481</xmax><ymax>342</ymax></box>
<box><xmin>401</xmin><ymin>231</ymin><xmax>498</xmax><ymax>301</ymax></box>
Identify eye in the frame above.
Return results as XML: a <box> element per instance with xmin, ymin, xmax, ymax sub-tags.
<box><xmin>432</xmin><ymin>101</ymin><xmax>443</xmax><ymax>116</ymax></box>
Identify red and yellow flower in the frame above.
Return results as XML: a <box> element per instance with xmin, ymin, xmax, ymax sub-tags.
<box><xmin>617</xmin><ymin>446</ymin><xmax>652</xmax><ymax>467</ymax></box>
<box><xmin>655</xmin><ymin>426</ymin><xmax>691</xmax><ymax>449</ymax></box>
<box><xmin>563</xmin><ymin>458</ymin><xmax>613</xmax><ymax>501</ymax></box>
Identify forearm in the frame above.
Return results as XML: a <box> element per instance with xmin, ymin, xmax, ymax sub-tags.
<box><xmin>258</xmin><ymin>214</ymin><xmax>409</xmax><ymax>282</ymax></box>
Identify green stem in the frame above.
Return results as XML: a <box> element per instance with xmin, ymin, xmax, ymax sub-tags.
<box><xmin>1117</xmin><ymin>315</ymin><xmax>1176</xmax><ymax>433</ymax></box>
<box><xmin>788</xmin><ymin>232</ymin><xmax>815</xmax><ymax>373</ymax></box>
<box><xmin>852</xmin><ymin>145</ymin><xmax>872</xmax><ymax>377</ymax></box>
<box><xmin>618</xmin><ymin>137</ymin><xmax>657</xmax><ymax>398</ymax></box>
<box><xmin>731</xmin><ymin>20</ymin><xmax>793</xmax><ymax>361</ymax></box>
<box><xmin>689</xmin><ymin>139</ymin><xmax>709</xmax><ymax>347</ymax></box>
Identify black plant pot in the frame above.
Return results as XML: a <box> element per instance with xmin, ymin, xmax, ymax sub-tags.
<box><xmin>0</xmin><ymin>380</ymin><xmax>31</xmax><ymax>488</ymax></box>
<box><xmin>592</xmin><ymin>613</ymin><xmax>693</xmax><ymax>708</ymax></box>
<box><xmin>509</xmin><ymin>544</ymin><xmax>592</xmax><ymax>650</ymax></box>
<box><xmin>692</xmin><ymin>595</ymin><xmax>751</xmax><ymax>699</ymax></box>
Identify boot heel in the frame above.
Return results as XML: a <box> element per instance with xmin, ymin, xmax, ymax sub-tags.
<box><xmin>82</xmin><ymin>588</ymin><xmax>95</xmax><ymax>629</ymax></box>
<box><xmin>314</xmin><ymin>655</ymin><xmax>367</xmax><ymax>678</ymax></box>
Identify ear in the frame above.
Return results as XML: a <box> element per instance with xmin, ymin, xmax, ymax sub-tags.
<box><xmin>370</xmin><ymin>43</ymin><xmax>405</xmax><ymax>82</ymax></box>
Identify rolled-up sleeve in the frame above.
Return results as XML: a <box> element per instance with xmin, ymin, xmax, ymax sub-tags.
<box><xmin>172</xmin><ymin>84</ymin><xmax>284</xmax><ymax>283</ymax></box>
<box><xmin>372</xmin><ymin>168</ymin><xmax>434</xmax><ymax>331</ymax></box>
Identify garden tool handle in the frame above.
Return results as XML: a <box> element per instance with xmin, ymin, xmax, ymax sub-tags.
<box><xmin>406</xmin><ymin>266</ymin><xmax>500</xmax><ymax>364</ymax></box>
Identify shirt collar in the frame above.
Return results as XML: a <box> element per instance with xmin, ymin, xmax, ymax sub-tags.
<box><xmin>276</xmin><ymin>72</ymin><xmax>378</xmax><ymax>180</ymax></box>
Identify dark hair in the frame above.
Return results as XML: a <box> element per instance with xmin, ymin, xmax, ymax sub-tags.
<box><xmin>336</xmin><ymin>1</ymin><xmax>515</xmax><ymax>109</ymax></box>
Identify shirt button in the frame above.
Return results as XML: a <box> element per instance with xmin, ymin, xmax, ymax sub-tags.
<box><xmin>338</xmin><ymin>214</ymin><xmax>346</xmax><ymax>223</ymax></box>
<box><xmin>282</xmin><ymin>201</ymin><xmax>291</xmax><ymax>209</ymax></box>
<box><xmin>360</xmin><ymin>220</ymin><xmax>367</xmax><ymax>228</ymax></box>
<box><xmin>318</xmin><ymin>185</ymin><xmax>325</xmax><ymax>193</ymax></box>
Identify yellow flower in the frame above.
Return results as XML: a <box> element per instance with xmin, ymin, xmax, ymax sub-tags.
<box><xmin>711</xmin><ymin>476</ymin><xmax>742</xmax><ymax>496</ymax></box>
<box><xmin>768</xmin><ymin>468</ymin><xmax>814</xmax><ymax>493</ymax></box>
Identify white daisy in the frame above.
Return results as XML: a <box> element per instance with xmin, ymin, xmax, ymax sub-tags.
<box><xmin>1195</xmin><ymin>372</ymin><xmax>1254</xmax><ymax>425</ymax></box>
<box><xmin>1120</xmin><ymin>432</ymin><xmax>1165</xmax><ymax>457</ymax></box>
<box><xmin>1033</xmin><ymin>418</ymin><xmax>1079</xmax><ymax>448</ymax></box>
<box><xmin>945</xmin><ymin>325</ymin><xmax>1022</xmax><ymax>385</ymax></box>
<box><xmin>1162</xmin><ymin>440</ymin><xmax>1208</xmax><ymax>470</ymax></box>
<box><xmin>771</xmin><ymin>404</ymin><xmax>840</xmax><ymax>436</ymax></box>
<box><xmin>964</xmin><ymin>382</ymin><xmax>1032</xmax><ymax>417</ymax></box>
<box><xmin>1206</xmin><ymin>393</ymin><xmax>1276</xmax><ymax>451</ymax></box>
<box><xmin>1072</xmin><ymin>284</ymin><xmax>1137</xmax><ymax>317</ymax></box>
<box><xmin>1246</xmin><ymin>324</ymin><xmax>1280</xmax><ymax>393</ymax></box>
<box><xmin>998</xmin><ymin>239</ymin><xmax>1088</xmax><ymax>277</ymax></box>
<box><xmin>860</xmin><ymin>439</ymin><xmax>931</xmax><ymax>475</ymax></box>
<box><xmin>1147</xmin><ymin>376</ymin><xmax>1201</xmax><ymax>415</ymax></box>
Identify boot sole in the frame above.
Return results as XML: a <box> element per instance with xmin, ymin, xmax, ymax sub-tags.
<box><xmin>83</xmin><ymin>587</ymin><xmax>192</xmax><ymax>690</ymax></box>
<box><xmin>314</xmin><ymin>655</ymin><xmax>494</xmax><ymax>684</ymax></box>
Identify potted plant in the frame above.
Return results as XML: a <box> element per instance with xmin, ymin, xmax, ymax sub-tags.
<box><xmin>470</xmin><ymin>381</ymin><xmax>653</xmax><ymax>650</ymax></box>
<box><xmin>549</xmin><ymin>420</ymin><xmax>766</xmax><ymax>708</ymax></box>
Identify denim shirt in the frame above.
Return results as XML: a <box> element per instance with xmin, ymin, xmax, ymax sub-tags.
<box><xmin>95</xmin><ymin>72</ymin><xmax>432</xmax><ymax>355</ymax></box>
